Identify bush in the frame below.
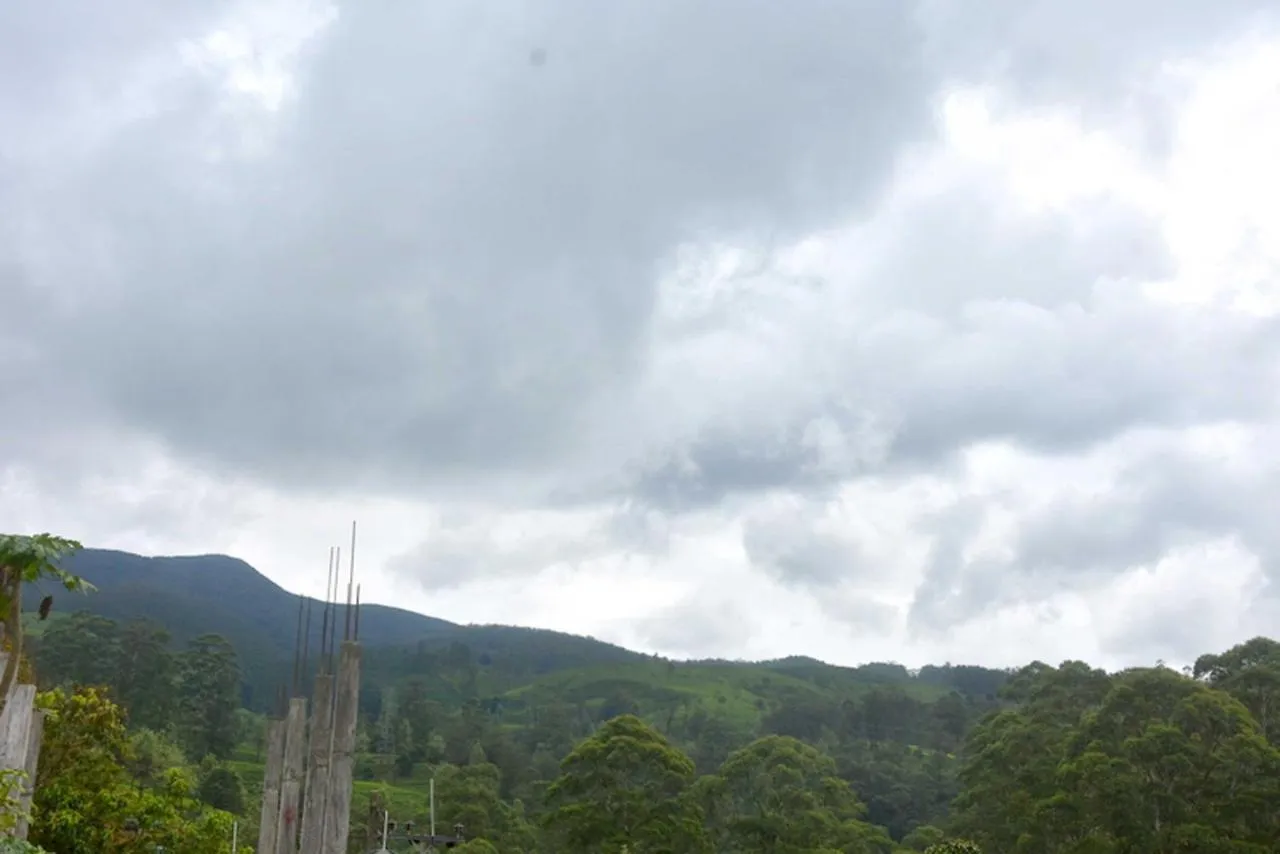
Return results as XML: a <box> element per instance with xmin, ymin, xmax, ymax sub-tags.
<box><xmin>0</xmin><ymin>839</ymin><xmax>52</xmax><ymax>854</ymax></box>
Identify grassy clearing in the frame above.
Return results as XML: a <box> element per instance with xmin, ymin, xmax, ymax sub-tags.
<box><xmin>502</xmin><ymin>659</ymin><xmax>947</xmax><ymax>730</ymax></box>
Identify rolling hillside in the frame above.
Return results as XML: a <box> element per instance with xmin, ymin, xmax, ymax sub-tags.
<box><xmin>27</xmin><ymin>548</ymin><xmax>1007</xmax><ymax>716</ymax></box>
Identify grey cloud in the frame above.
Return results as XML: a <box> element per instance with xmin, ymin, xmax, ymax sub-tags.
<box><xmin>1099</xmin><ymin>594</ymin><xmax>1246</xmax><ymax>667</ymax></box>
<box><xmin>918</xmin><ymin>0</ymin><xmax>1277</xmax><ymax>155</ymax></box>
<box><xmin>905</xmin><ymin>499</ymin><xmax>994</xmax><ymax>635</ymax></box>
<box><xmin>883</xmin><ymin>298</ymin><xmax>1280</xmax><ymax>462</ymax></box>
<box><xmin>0</xmin><ymin>1</ymin><xmax>227</xmax><ymax>146</ymax></box>
<box><xmin>741</xmin><ymin>498</ymin><xmax>867</xmax><ymax>588</ymax></box>
<box><xmin>6</xmin><ymin>0</ymin><xmax>1280</xmax><ymax>656</ymax></box>
<box><xmin>1012</xmin><ymin>448</ymin><xmax>1280</xmax><ymax>583</ymax></box>
<box><xmin>4</xmin><ymin>0</ymin><xmax>935</xmax><ymax>498</ymax></box>
<box><xmin>385</xmin><ymin>503</ymin><xmax>669</xmax><ymax>592</ymax></box>
<box><xmin>384</xmin><ymin>516</ymin><xmax>564</xmax><ymax>593</ymax></box>
<box><xmin>617</xmin><ymin>182</ymin><xmax>1274</xmax><ymax>512</ymax></box>
<box><xmin>907</xmin><ymin>432</ymin><xmax>1280</xmax><ymax>639</ymax></box>
<box><xmin>739</xmin><ymin>495</ymin><xmax>903</xmax><ymax>635</ymax></box>
<box><xmin>818</xmin><ymin>594</ymin><xmax>901</xmax><ymax>636</ymax></box>
<box><xmin>7</xmin><ymin>0</ymin><xmax>1271</xmax><ymax>511</ymax></box>
<box><xmin>859</xmin><ymin>186</ymin><xmax>1174</xmax><ymax>316</ymax></box>
<box><xmin>632</xmin><ymin>591</ymin><xmax>755</xmax><ymax>657</ymax></box>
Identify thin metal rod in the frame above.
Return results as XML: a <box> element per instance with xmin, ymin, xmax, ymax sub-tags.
<box><xmin>291</xmin><ymin>593</ymin><xmax>304</xmax><ymax>696</ymax></box>
<box><xmin>345</xmin><ymin>520</ymin><xmax>357</xmax><ymax>642</ymax></box>
<box><xmin>301</xmin><ymin>595</ymin><xmax>313</xmax><ymax>693</ymax></box>
<box><xmin>319</xmin><ymin>547</ymin><xmax>334</xmax><ymax>674</ymax></box>
<box><xmin>328</xmin><ymin>546</ymin><xmax>341</xmax><ymax>676</ymax></box>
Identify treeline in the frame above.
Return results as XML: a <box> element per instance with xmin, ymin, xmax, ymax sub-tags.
<box><xmin>32</xmin><ymin>612</ymin><xmax>243</xmax><ymax>761</ymax></box>
<box><xmin>393</xmin><ymin>637</ymin><xmax>1280</xmax><ymax>852</ymax></box>
<box><xmin>358</xmin><ymin>676</ymin><xmax>980</xmax><ymax>841</ymax></box>
<box><xmin>31</xmin><ymin>609</ymin><xmax>1280</xmax><ymax>852</ymax></box>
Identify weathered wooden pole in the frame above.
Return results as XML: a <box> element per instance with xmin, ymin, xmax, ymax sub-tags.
<box><xmin>298</xmin><ymin>674</ymin><xmax>334</xmax><ymax>854</ymax></box>
<box><xmin>320</xmin><ymin>641</ymin><xmax>361</xmax><ymax>854</ymax></box>
<box><xmin>275</xmin><ymin>697</ymin><xmax>307</xmax><ymax>852</ymax></box>
<box><xmin>256</xmin><ymin>718</ymin><xmax>287</xmax><ymax>854</ymax></box>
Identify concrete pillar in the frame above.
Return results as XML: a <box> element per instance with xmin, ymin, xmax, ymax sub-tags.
<box><xmin>14</xmin><ymin>706</ymin><xmax>44</xmax><ymax>840</ymax></box>
<box><xmin>257</xmin><ymin>718</ymin><xmax>287</xmax><ymax>854</ymax></box>
<box><xmin>0</xmin><ymin>683</ymin><xmax>34</xmax><ymax>769</ymax></box>
<box><xmin>321</xmin><ymin>642</ymin><xmax>361</xmax><ymax>854</ymax></box>
<box><xmin>275</xmin><ymin>697</ymin><xmax>307</xmax><ymax>852</ymax></box>
<box><xmin>298</xmin><ymin>674</ymin><xmax>334</xmax><ymax>854</ymax></box>
<box><xmin>0</xmin><ymin>682</ymin><xmax>35</xmax><ymax>839</ymax></box>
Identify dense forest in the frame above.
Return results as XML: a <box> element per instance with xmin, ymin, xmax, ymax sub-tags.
<box><xmin>22</xmin><ymin>608</ymin><xmax>1280</xmax><ymax>852</ymax></box>
<box><xmin>6</xmin><ymin>546</ymin><xmax>1280</xmax><ymax>851</ymax></box>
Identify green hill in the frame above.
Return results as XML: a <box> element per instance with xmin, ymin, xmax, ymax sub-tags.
<box><xmin>29</xmin><ymin>548</ymin><xmax>1007</xmax><ymax>717</ymax></box>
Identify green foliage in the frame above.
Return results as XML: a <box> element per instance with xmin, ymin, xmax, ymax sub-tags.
<box><xmin>30</xmin><ymin>686</ymin><xmax>239</xmax><ymax>854</ymax></box>
<box><xmin>0</xmin><ymin>839</ymin><xmax>51</xmax><ymax>854</ymax></box>
<box><xmin>950</xmin><ymin>662</ymin><xmax>1280</xmax><ymax>853</ymax></box>
<box><xmin>0</xmin><ymin>533</ymin><xmax>91</xmax><ymax>703</ymax></box>
<box><xmin>0</xmin><ymin>534</ymin><xmax>91</xmax><ymax>601</ymax></box>
<box><xmin>176</xmin><ymin>634</ymin><xmax>241</xmax><ymax>760</ymax></box>
<box><xmin>924</xmin><ymin>842</ymin><xmax>982</xmax><ymax>854</ymax></box>
<box><xmin>0</xmin><ymin>769</ymin><xmax>29</xmax><ymax>835</ymax></box>
<box><xmin>197</xmin><ymin>764</ymin><xmax>245</xmax><ymax>814</ymax></box>
<box><xmin>125</xmin><ymin>729</ymin><xmax>188</xmax><ymax>789</ymax></box>
<box><xmin>698</xmin><ymin>735</ymin><xmax>895</xmax><ymax>852</ymax></box>
<box><xmin>454</xmin><ymin>840</ymin><xmax>500</xmax><ymax>853</ymax></box>
<box><xmin>545</xmin><ymin>715</ymin><xmax>708</xmax><ymax>853</ymax></box>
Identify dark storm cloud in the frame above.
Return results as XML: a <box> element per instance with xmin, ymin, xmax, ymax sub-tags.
<box><xmin>3</xmin><ymin>0</ymin><xmax>935</xmax><ymax>496</ymax></box>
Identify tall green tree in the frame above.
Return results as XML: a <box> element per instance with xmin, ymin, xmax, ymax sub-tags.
<box><xmin>434</xmin><ymin>762</ymin><xmax>538</xmax><ymax>850</ymax></box>
<box><xmin>114</xmin><ymin>620</ymin><xmax>176</xmax><ymax>730</ymax></box>
<box><xmin>951</xmin><ymin>664</ymin><xmax>1280</xmax><ymax>853</ymax></box>
<box><xmin>1193</xmin><ymin>636</ymin><xmax>1280</xmax><ymax>744</ymax></box>
<box><xmin>698</xmin><ymin>735</ymin><xmax>894</xmax><ymax>853</ymax></box>
<box><xmin>176</xmin><ymin>634</ymin><xmax>241</xmax><ymax>760</ymax></box>
<box><xmin>1038</xmin><ymin>668</ymin><xmax>1280</xmax><ymax>852</ymax></box>
<box><xmin>544</xmin><ymin>715</ymin><xmax>707</xmax><ymax>853</ymax></box>
<box><xmin>948</xmin><ymin>660</ymin><xmax>1111</xmax><ymax>851</ymax></box>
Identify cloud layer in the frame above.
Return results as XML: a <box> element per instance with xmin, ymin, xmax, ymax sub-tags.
<box><xmin>4</xmin><ymin>0</ymin><xmax>1280</xmax><ymax>668</ymax></box>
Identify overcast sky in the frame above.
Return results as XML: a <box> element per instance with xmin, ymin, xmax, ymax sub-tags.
<box><xmin>3</xmin><ymin>0</ymin><xmax>1280</xmax><ymax>671</ymax></box>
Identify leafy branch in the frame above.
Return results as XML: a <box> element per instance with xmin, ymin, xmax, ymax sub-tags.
<box><xmin>0</xmin><ymin>535</ymin><xmax>93</xmax><ymax>706</ymax></box>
